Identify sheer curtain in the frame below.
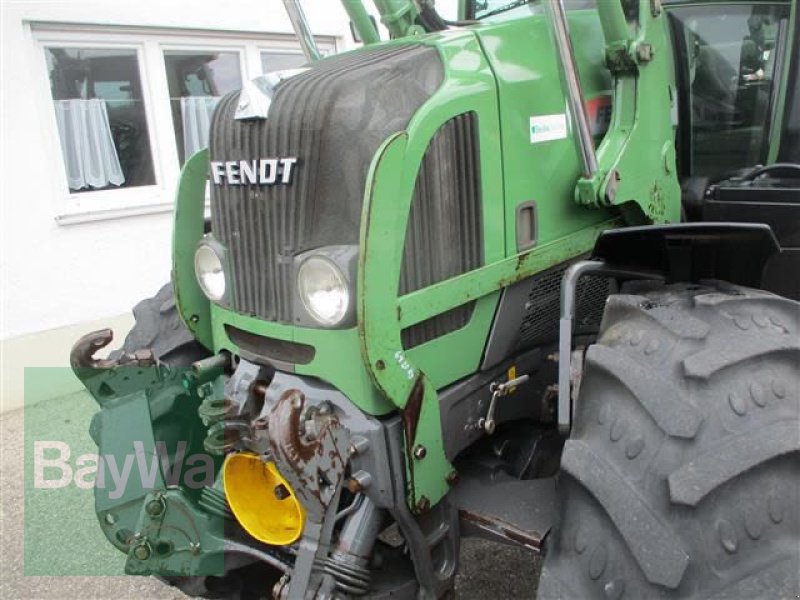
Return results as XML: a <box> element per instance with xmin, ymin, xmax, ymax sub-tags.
<box><xmin>53</xmin><ymin>99</ymin><xmax>125</xmax><ymax>190</ymax></box>
<box><xmin>181</xmin><ymin>96</ymin><xmax>221</xmax><ymax>160</ymax></box>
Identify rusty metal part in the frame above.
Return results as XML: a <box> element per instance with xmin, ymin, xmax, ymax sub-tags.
<box><xmin>445</xmin><ymin>470</ymin><xmax>459</xmax><ymax>486</ymax></box>
<box><xmin>451</xmin><ymin>472</ymin><xmax>555</xmax><ymax>554</ymax></box>
<box><xmin>415</xmin><ymin>496</ymin><xmax>431</xmax><ymax>513</ymax></box>
<box><xmin>459</xmin><ymin>509</ymin><xmax>546</xmax><ymax>552</ymax></box>
<box><xmin>401</xmin><ymin>377</ymin><xmax>425</xmax><ymax>448</ymax></box>
<box><xmin>253</xmin><ymin>380</ymin><xmax>269</xmax><ymax>397</ymax></box>
<box><xmin>267</xmin><ymin>389</ymin><xmax>350</xmax><ymax>522</ymax></box>
<box><xmin>70</xmin><ymin>329</ymin><xmax>156</xmax><ymax>370</ymax></box>
<box><xmin>70</xmin><ymin>329</ymin><xmax>164</xmax><ymax>402</ymax></box>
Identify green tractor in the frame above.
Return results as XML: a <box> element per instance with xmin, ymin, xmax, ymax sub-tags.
<box><xmin>71</xmin><ymin>0</ymin><xmax>799</xmax><ymax>597</ymax></box>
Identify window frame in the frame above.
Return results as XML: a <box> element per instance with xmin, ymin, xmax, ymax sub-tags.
<box><xmin>258</xmin><ymin>48</ymin><xmax>308</xmax><ymax>74</ymax></box>
<box><xmin>31</xmin><ymin>25</ymin><xmax>337</xmax><ymax>225</ymax></box>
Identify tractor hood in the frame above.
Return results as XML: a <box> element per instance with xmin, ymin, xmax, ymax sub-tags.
<box><xmin>207</xmin><ymin>43</ymin><xmax>443</xmax><ymax>323</ymax></box>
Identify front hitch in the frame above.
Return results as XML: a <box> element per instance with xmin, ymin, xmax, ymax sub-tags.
<box><xmin>70</xmin><ymin>329</ymin><xmax>163</xmax><ymax>404</ymax></box>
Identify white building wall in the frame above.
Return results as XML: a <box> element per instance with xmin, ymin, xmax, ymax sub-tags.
<box><xmin>0</xmin><ymin>0</ymin><xmax>380</xmax><ymax>410</ymax></box>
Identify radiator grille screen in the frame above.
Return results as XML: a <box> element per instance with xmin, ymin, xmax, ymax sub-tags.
<box><xmin>518</xmin><ymin>264</ymin><xmax>614</xmax><ymax>349</ymax></box>
<box><xmin>400</xmin><ymin>113</ymin><xmax>482</xmax><ymax>349</ymax></box>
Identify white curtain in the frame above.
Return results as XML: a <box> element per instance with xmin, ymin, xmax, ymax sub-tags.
<box><xmin>54</xmin><ymin>99</ymin><xmax>125</xmax><ymax>190</ymax></box>
<box><xmin>181</xmin><ymin>96</ymin><xmax>221</xmax><ymax>160</ymax></box>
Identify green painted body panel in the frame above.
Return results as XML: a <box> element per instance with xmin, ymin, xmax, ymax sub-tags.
<box><xmin>767</xmin><ymin>0</ymin><xmax>796</xmax><ymax>163</ymax></box>
<box><xmin>473</xmin><ymin>11</ymin><xmax>618</xmax><ymax>256</ymax></box>
<box><xmin>211</xmin><ymin>305</ymin><xmax>393</xmax><ymax>416</ymax></box>
<box><xmin>171</xmin><ymin>4</ymin><xmax>687</xmax><ymax>510</ymax></box>
<box><xmin>575</xmin><ymin>0</ymin><xmax>682</xmax><ymax>222</ymax></box>
<box><xmin>172</xmin><ymin>149</ymin><xmax>213</xmax><ymax>350</ymax></box>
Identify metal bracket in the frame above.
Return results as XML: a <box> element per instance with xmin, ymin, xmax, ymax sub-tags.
<box><xmin>70</xmin><ymin>329</ymin><xmax>165</xmax><ymax>403</ymax></box>
<box><xmin>557</xmin><ymin>261</ymin><xmax>663</xmax><ymax>432</ymax></box>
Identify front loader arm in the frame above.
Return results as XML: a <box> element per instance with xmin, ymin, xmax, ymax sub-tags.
<box><xmin>552</xmin><ymin>0</ymin><xmax>681</xmax><ymax>224</ymax></box>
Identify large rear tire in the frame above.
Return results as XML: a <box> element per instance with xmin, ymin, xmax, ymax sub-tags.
<box><xmin>539</xmin><ymin>281</ymin><xmax>799</xmax><ymax>598</ymax></box>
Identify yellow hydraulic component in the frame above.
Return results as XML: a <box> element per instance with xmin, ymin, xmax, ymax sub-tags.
<box><xmin>223</xmin><ymin>452</ymin><xmax>305</xmax><ymax>545</ymax></box>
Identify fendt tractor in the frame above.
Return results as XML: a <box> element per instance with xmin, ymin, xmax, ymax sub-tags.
<box><xmin>70</xmin><ymin>0</ymin><xmax>799</xmax><ymax>597</ymax></box>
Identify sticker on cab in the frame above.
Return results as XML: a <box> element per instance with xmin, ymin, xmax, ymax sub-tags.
<box><xmin>529</xmin><ymin>114</ymin><xmax>568</xmax><ymax>144</ymax></box>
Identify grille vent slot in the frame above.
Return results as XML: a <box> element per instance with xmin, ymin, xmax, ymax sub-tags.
<box><xmin>400</xmin><ymin>112</ymin><xmax>483</xmax><ymax>349</ymax></box>
<box><xmin>518</xmin><ymin>263</ymin><xmax>615</xmax><ymax>350</ymax></box>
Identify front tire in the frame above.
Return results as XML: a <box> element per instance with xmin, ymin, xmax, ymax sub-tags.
<box><xmin>539</xmin><ymin>281</ymin><xmax>799</xmax><ymax>598</ymax></box>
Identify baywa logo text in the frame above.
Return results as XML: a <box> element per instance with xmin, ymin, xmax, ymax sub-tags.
<box><xmin>33</xmin><ymin>441</ymin><xmax>215</xmax><ymax>499</ymax></box>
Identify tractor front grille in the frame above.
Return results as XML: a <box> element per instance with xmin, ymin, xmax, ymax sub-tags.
<box><xmin>209</xmin><ymin>44</ymin><xmax>443</xmax><ymax>322</ymax></box>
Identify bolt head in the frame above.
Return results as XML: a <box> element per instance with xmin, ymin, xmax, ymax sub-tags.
<box><xmin>636</xmin><ymin>43</ymin><xmax>654</xmax><ymax>62</ymax></box>
<box><xmin>145</xmin><ymin>498</ymin><xmax>165</xmax><ymax>517</ymax></box>
<box><xmin>413</xmin><ymin>445</ymin><xmax>427</xmax><ymax>460</ymax></box>
<box><xmin>133</xmin><ymin>543</ymin><xmax>151</xmax><ymax>561</ymax></box>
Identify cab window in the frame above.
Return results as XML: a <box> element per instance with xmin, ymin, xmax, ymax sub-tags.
<box><xmin>670</xmin><ymin>4</ymin><xmax>791</xmax><ymax>178</ymax></box>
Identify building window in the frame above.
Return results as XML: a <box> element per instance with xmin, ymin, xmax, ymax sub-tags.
<box><xmin>35</xmin><ymin>28</ymin><xmax>338</xmax><ymax>223</ymax></box>
<box><xmin>45</xmin><ymin>47</ymin><xmax>155</xmax><ymax>193</ymax></box>
<box><xmin>164</xmin><ymin>50</ymin><xmax>243</xmax><ymax>164</ymax></box>
<box><xmin>260</xmin><ymin>51</ymin><xmax>306</xmax><ymax>74</ymax></box>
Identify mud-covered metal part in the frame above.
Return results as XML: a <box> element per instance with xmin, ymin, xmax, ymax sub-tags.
<box><xmin>321</xmin><ymin>497</ymin><xmax>383</xmax><ymax>595</ymax></box>
<box><xmin>254</xmin><ymin>370</ymin><xmax>459</xmax><ymax>598</ymax></box>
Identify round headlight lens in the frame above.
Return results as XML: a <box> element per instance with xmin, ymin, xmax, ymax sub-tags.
<box><xmin>297</xmin><ymin>256</ymin><xmax>349</xmax><ymax>326</ymax></box>
<box><xmin>195</xmin><ymin>244</ymin><xmax>226</xmax><ymax>302</ymax></box>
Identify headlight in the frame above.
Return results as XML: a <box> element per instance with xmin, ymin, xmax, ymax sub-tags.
<box><xmin>195</xmin><ymin>243</ymin><xmax>226</xmax><ymax>302</ymax></box>
<box><xmin>297</xmin><ymin>256</ymin><xmax>349</xmax><ymax>326</ymax></box>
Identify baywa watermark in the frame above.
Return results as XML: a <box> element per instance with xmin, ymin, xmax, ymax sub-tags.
<box><xmin>33</xmin><ymin>440</ymin><xmax>215</xmax><ymax>500</ymax></box>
